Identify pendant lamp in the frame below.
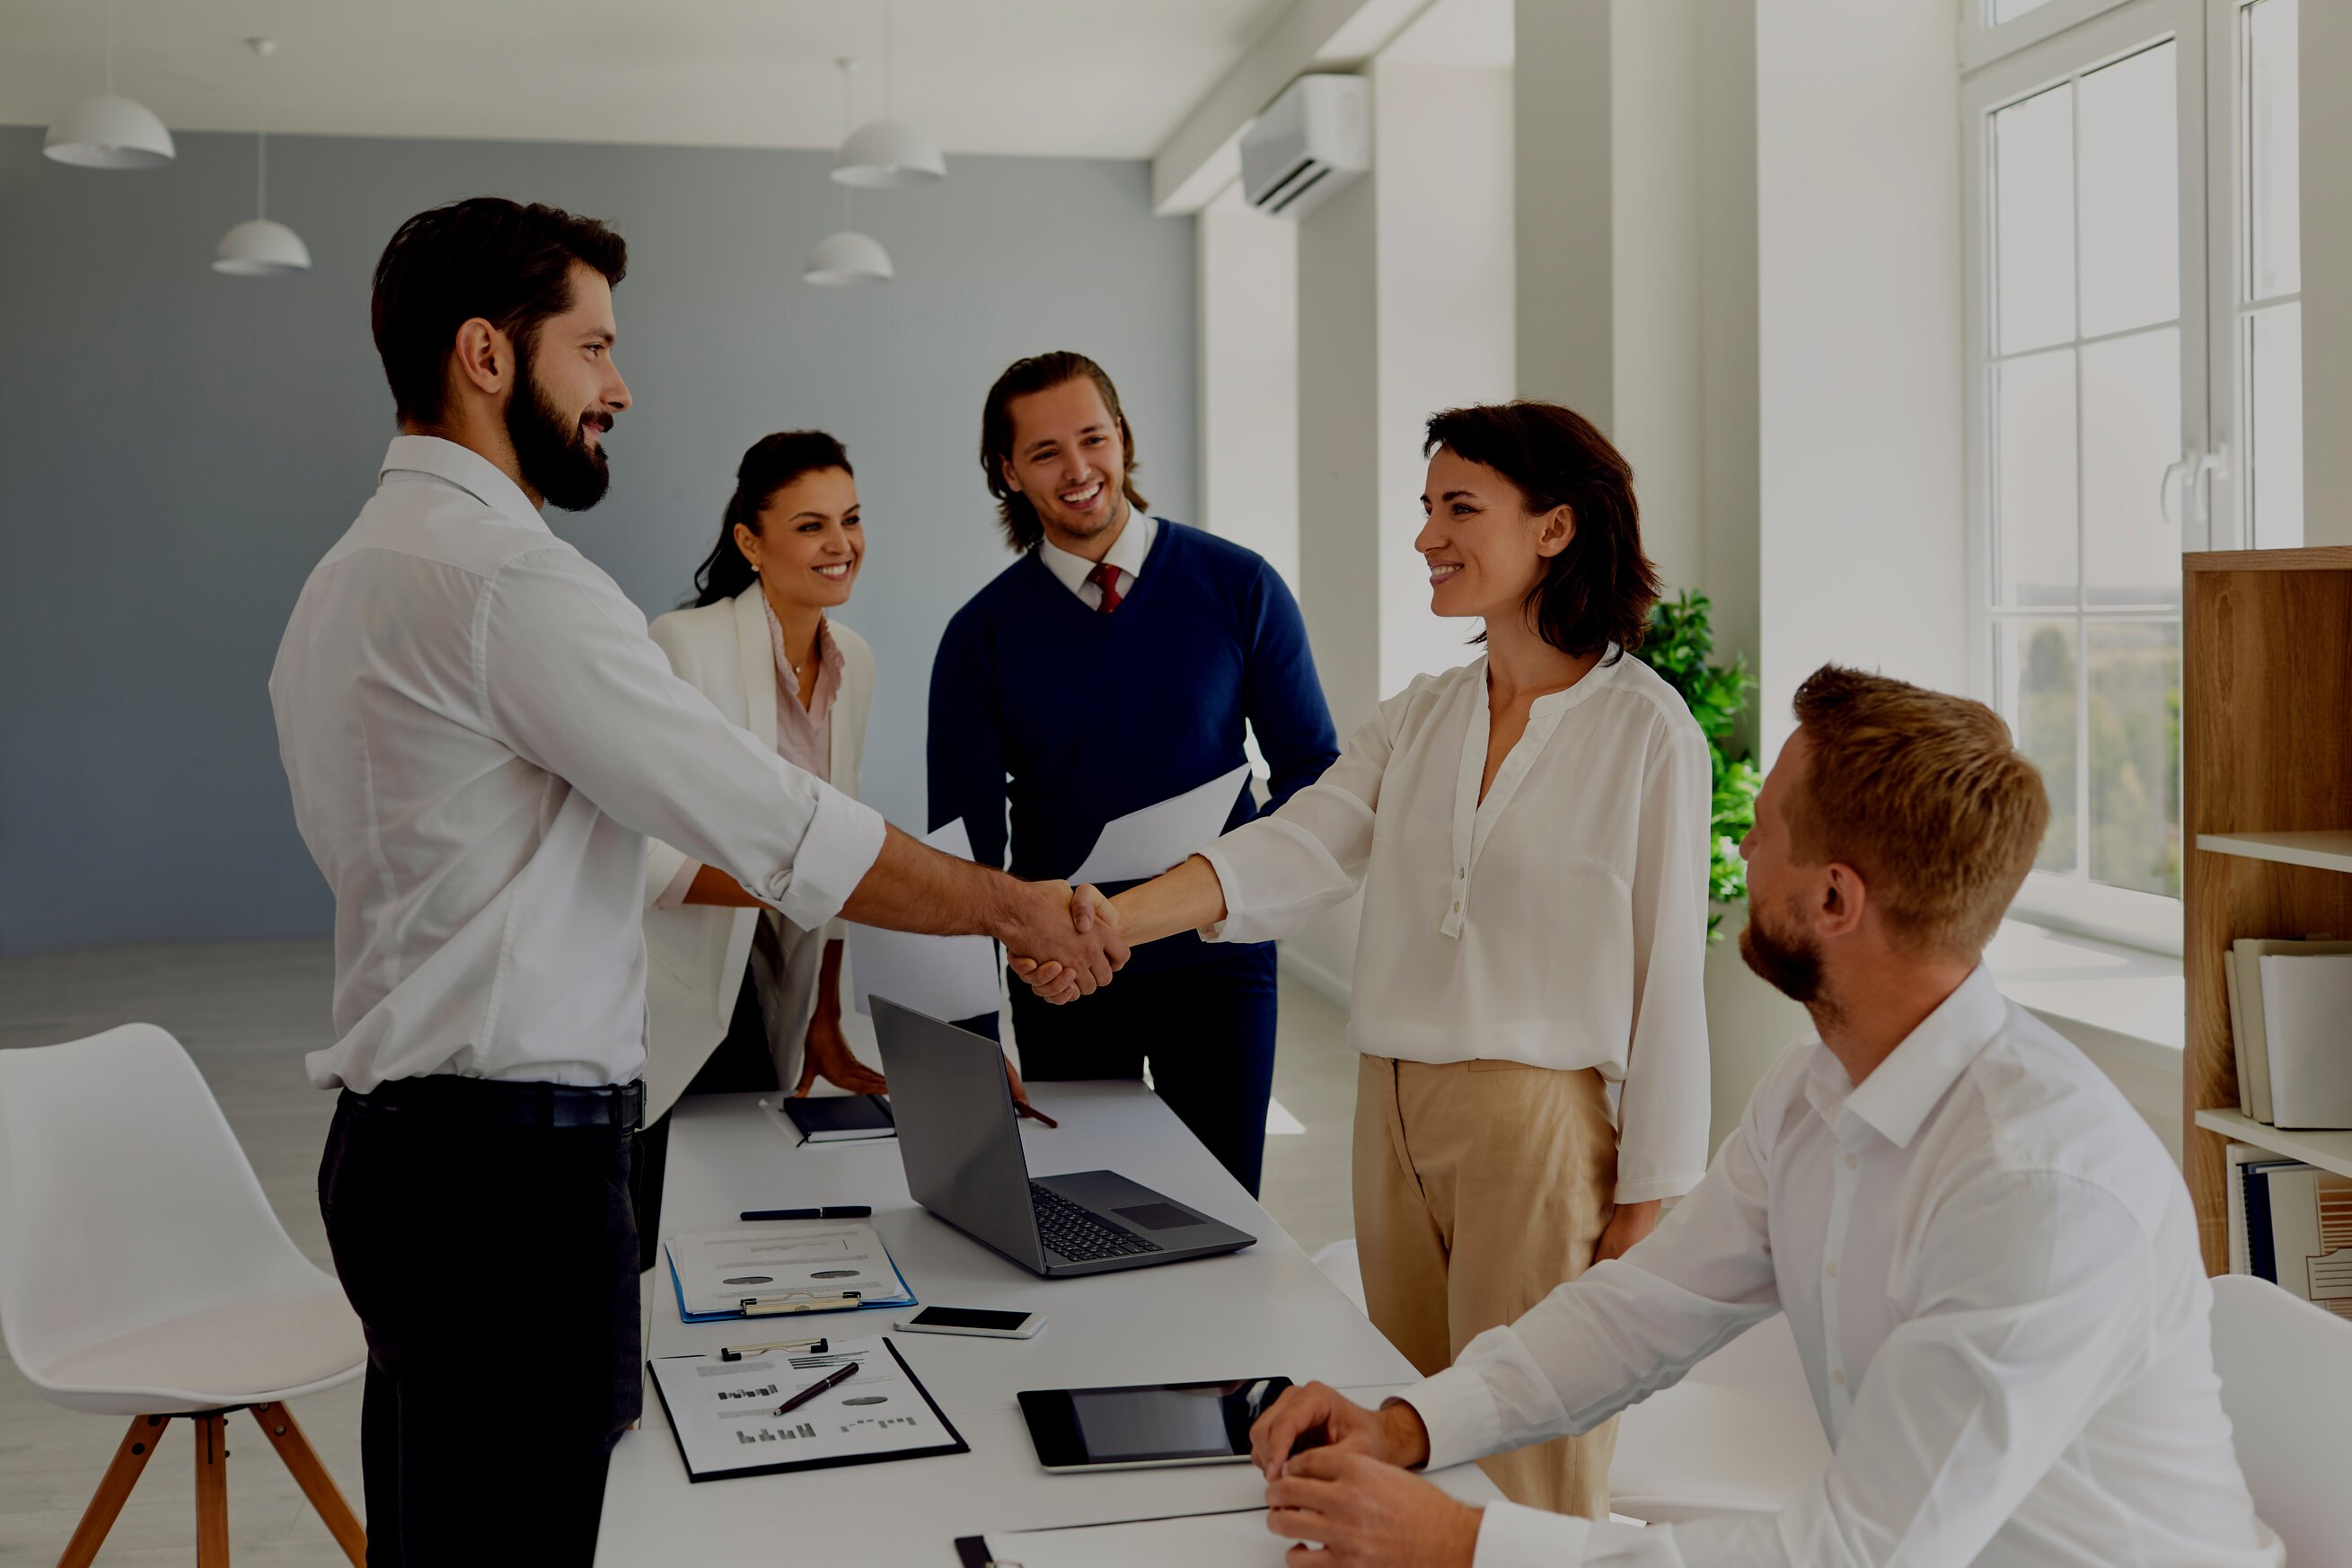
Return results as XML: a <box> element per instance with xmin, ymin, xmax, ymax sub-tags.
<box><xmin>832</xmin><ymin>0</ymin><xmax>945</xmax><ymax>188</ymax></box>
<box><xmin>806</xmin><ymin>60</ymin><xmax>894</xmax><ymax>286</ymax></box>
<box><xmin>214</xmin><ymin>40</ymin><xmax>311</xmax><ymax>276</ymax></box>
<box><xmin>44</xmin><ymin>0</ymin><xmax>175</xmax><ymax>169</ymax></box>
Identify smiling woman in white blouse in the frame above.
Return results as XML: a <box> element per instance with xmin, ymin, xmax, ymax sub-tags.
<box><xmin>1065</xmin><ymin>401</ymin><xmax>1713</xmax><ymax>1520</ymax></box>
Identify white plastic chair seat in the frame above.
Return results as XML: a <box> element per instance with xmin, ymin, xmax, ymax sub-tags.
<box><xmin>31</xmin><ymin>1288</ymin><xmax>364</xmax><ymax>1415</ymax></box>
<box><xmin>2208</xmin><ymin>1273</ymin><xmax>2352</xmax><ymax>1561</ymax></box>
<box><xmin>1609</xmin><ymin>1314</ymin><xmax>1829</xmax><ymax>1523</ymax></box>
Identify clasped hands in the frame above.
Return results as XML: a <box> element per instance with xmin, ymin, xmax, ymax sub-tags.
<box><xmin>1002</xmin><ymin>882</ymin><xmax>1128</xmax><ymax>1006</ymax></box>
<box><xmin>1246</xmin><ymin>1382</ymin><xmax>1484</xmax><ymax>1567</ymax></box>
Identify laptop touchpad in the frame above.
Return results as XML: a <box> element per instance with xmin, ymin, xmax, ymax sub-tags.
<box><xmin>1114</xmin><ymin>1202</ymin><xmax>1202</xmax><ymax>1231</ymax></box>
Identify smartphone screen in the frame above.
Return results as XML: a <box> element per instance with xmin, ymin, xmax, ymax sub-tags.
<box><xmin>912</xmin><ymin>1306</ymin><xmax>1033</xmax><ymax>1332</ymax></box>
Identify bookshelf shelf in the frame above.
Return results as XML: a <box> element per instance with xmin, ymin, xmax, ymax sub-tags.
<box><xmin>2192</xmin><ymin>1108</ymin><xmax>2352</xmax><ymax>1183</ymax></box>
<box><xmin>2196</xmin><ymin>831</ymin><xmax>2352</xmax><ymax>875</ymax></box>
<box><xmin>2182</xmin><ymin>544</ymin><xmax>2352</xmax><ymax>1275</ymax></box>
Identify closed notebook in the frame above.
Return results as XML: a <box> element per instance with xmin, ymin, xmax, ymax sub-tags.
<box><xmin>2258</xmin><ymin>953</ymin><xmax>2352</xmax><ymax>1128</ymax></box>
<box><xmin>781</xmin><ymin>1094</ymin><xmax>895</xmax><ymax>1143</ymax></box>
<box><xmin>2231</xmin><ymin>938</ymin><xmax>2352</xmax><ymax>1123</ymax></box>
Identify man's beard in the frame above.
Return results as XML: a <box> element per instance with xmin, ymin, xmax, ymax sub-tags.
<box><xmin>507</xmin><ymin>366</ymin><xmax>610</xmax><ymax>512</ymax></box>
<box><xmin>1740</xmin><ymin>895</ymin><xmax>1839</xmax><ymax>1025</ymax></box>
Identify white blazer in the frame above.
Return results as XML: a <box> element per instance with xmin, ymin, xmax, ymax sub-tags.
<box><xmin>640</xmin><ymin>587</ymin><xmax>875</xmax><ymax>1121</ymax></box>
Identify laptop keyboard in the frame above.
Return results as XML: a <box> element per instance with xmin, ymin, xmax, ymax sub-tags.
<box><xmin>1030</xmin><ymin>1183</ymin><xmax>1165</xmax><ymax>1262</ymax></box>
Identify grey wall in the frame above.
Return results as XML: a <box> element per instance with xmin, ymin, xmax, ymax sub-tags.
<box><xmin>0</xmin><ymin>128</ymin><xmax>1195</xmax><ymax>955</ymax></box>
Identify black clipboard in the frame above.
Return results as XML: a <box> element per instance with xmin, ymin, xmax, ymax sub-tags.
<box><xmin>647</xmin><ymin>1336</ymin><xmax>968</xmax><ymax>1482</ymax></box>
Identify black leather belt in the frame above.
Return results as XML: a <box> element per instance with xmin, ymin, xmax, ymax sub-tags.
<box><xmin>345</xmin><ymin>1076</ymin><xmax>645</xmax><ymax>1131</ymax></box>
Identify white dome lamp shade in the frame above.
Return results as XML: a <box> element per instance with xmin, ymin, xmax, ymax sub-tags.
<box><xmin>214</xmin><ymin>40</ymin><xmax>310</xmax><ymax>277</ymax></box>
<box><xmin>805</xmin><ymin>60</ymin><xmax>894</xmax><ymax>286</ymax></box>
<box><xmin>44</xmin><ymin>3</ymin><xmax>175</xmax><ymax>168</ymax></box>
<box><xmin>832</xmin><ymin>0</ymin><xmax>945</xmax><ymax>188</ymax></box>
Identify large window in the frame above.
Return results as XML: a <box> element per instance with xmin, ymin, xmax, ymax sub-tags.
<box><xmin>1964</xmin><ymin>0</ymin><xmax>2299</xmax><ymax>950</ymax></box>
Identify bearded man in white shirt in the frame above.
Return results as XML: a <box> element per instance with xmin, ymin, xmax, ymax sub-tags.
<box><xmin>270</xmin><ymin>198</ymin><xmax>1124</xmax><ymax>1568</ymax></box>
<box><xmin>1244</xmin><ymin>665</ymin><xmax>2280</xmax><ymax>1568</ymax></box>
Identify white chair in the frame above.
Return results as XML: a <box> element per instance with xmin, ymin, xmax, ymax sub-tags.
<box><xmin>1608</xmin><ymin>1313</ymin><xmax>1829</xmax><ymax>1523</ymax></box>
<box><xmin>0</xmin><ymin>1023</ymin><xmax>367</xmax><ymax>1567</ymax></box>
<box><xmin>2209</xmin><ymin>1273</ymin><xmax>2352</xmax><ymax>1561</ymax></box>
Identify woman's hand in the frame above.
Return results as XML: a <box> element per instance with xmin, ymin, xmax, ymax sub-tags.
<box><xmin>1593</xmin><ymin>1198</ymin><xmax>1661</xmax><ymax>1262</ymax></box>
<box><xmin>792</xmin><ymin>1011</ymin><xmax>887</xmax><ymax>1097</ymax></box>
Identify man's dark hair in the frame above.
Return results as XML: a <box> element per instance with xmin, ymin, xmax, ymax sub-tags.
<box><xmin>1423</xmin><ymin>401</ymin><xmax>1660</xmax><ymax>662</ymax></box>
<box><xmin>690</xmin><ymin>431</ymin><xmax>856</xmax><ymax>608</ymax></box>
<box><xmin>979</xmin><ymin>351</ymin><xmax>1149</xmax><ymax>551</ymax></box>
<box><xmin>370</xmin><ymin>198</ymin><xmax>628</xmax><ymax>427</ymax></box>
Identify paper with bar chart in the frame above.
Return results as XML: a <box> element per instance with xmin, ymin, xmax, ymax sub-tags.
<box><xmin>647</xmin><ymin>1335</ymin><xmax>966</xmax><ymax>1481</ymax></box>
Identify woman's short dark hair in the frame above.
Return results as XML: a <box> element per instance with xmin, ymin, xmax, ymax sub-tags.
<box><xmin>1423</xmin><ymin>401</ymin><xmax>1660</xmax><ymax>662</ymax></box>
<box><xmin>369</xmin><ymin>198</ymin><xmax>628</xmax><ymax>427</ymax></box>
<box><xmin>689</xmin><ymin>432</ymin><xmax>855</xmax><ymax>608</ymax></box>
<box><xmin>979</xmin><ymin>351</ymin><xmax>1149</xmax><ymax>551</ymax></box>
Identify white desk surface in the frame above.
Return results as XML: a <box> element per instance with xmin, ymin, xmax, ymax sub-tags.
<box><xmin>595</xmin><ymin>1082</ymin><xmax>1499</xmax><ymax>1564</ymax></box>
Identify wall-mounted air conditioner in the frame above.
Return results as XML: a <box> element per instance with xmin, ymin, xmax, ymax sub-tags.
<box><xmin>1238</xmin><ymin>75</ymin><xmax>1370</xmax><ymax>221</ymax></box>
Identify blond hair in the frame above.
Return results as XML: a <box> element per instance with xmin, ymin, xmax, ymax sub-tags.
<box><xmin>1786</xmin><ymin>665</ymin><xmax>2049</xmax><ymax>958</ymax></box>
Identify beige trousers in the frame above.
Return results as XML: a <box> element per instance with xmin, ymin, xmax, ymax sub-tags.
<box><xmin>1353</xmin><ymin>1055</ymin><xmax>1619</xmax><ymax>1520</ymax></box>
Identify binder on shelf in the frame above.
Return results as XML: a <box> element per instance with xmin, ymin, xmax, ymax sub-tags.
<box><xmin>2258</xmin><ymin>952</ymin><xmax>2352</xmax><ymax>1129</ymax></box>
<box><xmin>2228</xmin><ymin>937</ymin><xmax>2352</xmax><ymax>1124</ymax></box>
<box><xmin>2224</xmin><ymin>950</ymin><xmax>2251</xmax><ymax>1119</ymax></box>
<box><xmin>2237</xmin><ymin>1159</ymin><xmax>2352</xmax><ymax>1318</ymax></box>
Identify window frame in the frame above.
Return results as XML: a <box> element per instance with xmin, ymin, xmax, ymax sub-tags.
<box><xmin>1960</xmin><ymin>0</ymin><xmax>2209</xmax><ymax>956</ymax></box>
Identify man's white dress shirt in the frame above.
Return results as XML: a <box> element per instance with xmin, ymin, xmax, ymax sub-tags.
<box><xmin>1199</xmin><ymin>652</ymin><xmax>1713</xmax><ymax>1203</ymax></box>
<box><xmin>1035</xmin><ymin>511</ymin><xmax>1155</xmax><ymax>608</ymax></box>
<box><xmin>269</xmin><ymin>436</ymin><xmax>887</xmax><ymax>1094</ymax></box>
<box><xmin>1399</xmin><ymin>967</ymin><xmax>2282</xmax><ymax>1567</ymax></box>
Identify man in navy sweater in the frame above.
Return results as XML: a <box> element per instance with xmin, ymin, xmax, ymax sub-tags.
<box><xmin>929</xmin><ymin>351</ymin><xmax>1338</xmax><ymax>1194</ymax></box>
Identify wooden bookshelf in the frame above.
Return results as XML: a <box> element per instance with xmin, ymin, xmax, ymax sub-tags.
<box><xmin>2183</xmin><ymin>544</ymin><xmax>2352</xmax><ymax>1274</ymax></box>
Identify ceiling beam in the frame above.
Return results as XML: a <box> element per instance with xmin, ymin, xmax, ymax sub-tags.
<box><xmin>1150</xmin><ymin>0</ymin><xmax>1435</xmax><ymax>214</ymax></box>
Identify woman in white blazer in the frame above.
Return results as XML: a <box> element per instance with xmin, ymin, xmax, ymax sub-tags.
<box><xmin>633</xmin><ymin>432</ymin><xmax>878</xmax><ymax>1266</ymax></box>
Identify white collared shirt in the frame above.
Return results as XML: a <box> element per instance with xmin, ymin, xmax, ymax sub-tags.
<box><xmin>1035</xmin><ymin>510</ymin><xmax>1156</xmax><ymax>608</ymax></box>
<box><xmin>269</xmin><ymin>436</ymin><xmax>886</xmax><ymax>1093</ymax></box>
<box><xmin>1401</xmin><ymin>967</ymin><xmax>2283</xmax><ymax>1568</ymax></box>
<box><xmin>1199</xmin><ymin>653</ymin><xmax>1713</xmax><ymax>1203</ymax></box>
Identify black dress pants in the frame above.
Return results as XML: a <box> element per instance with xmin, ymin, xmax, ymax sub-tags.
<box><xmin>319</xmin><ymin>1088</ymin><xmax>640</xmax><ymax>1568</ymax></box>
<box><xmin>1007</xmin><ymin>942</ymin><xmax>1281</xmax><ymax>1195</ymax></box>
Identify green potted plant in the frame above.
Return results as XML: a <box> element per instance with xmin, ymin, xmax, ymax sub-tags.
<box><xmin>1635</xmin><ymin>590</ymin><xmax>1762</xmax><ymax>941</ymax></box>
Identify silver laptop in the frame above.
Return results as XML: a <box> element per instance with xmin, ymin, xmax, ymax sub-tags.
<box><xmin>870</xmin><ymin>998</ymin><xmax>1255</xmax><ymax>1277</ymax></box>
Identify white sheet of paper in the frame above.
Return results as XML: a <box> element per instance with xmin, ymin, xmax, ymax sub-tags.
<box><xmin>665</xmin><ymin>1224</ymin><xmax>912</xmax><ymax>1317</ymax></box>
<box><xmin>650</xmin><ymin>1337</ymin><xmax>959</xmax><ymax>1477</ymax></box>
<box><xmin>846</xmin><ymin>818</ymin><xmax>1000</xmax><ymax>1020</ymax></box>
<box><xmin>983</xmin><ymin>1509</ymin><xmax>1284</xmax><ymax>1567</ymax></box>
<box><xmin>1068</xmin><ymin>762</ymin><xmax>1255</xmax><ymax>886</ymax></box>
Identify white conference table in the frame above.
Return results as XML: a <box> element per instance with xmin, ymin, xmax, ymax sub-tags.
<box><xmin>595</xmin><ymin>1080</ymin><xmax>1501</xmax><ymax>1564</ymax></box>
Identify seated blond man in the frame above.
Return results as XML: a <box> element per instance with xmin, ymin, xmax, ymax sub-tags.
<box><xmin>1250</xmin><ymin>665</ymin><xmax>2279</xmax><ymax>1568</ymax></box>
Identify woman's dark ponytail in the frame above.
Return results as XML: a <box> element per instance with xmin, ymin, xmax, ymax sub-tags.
<box><xmin>688</xmin><ymin>430</ymin><xmax>854</xmax><ymax>608</ymax></box>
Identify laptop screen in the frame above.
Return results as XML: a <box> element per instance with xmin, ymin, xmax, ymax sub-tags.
<box><xmin>868</xmin><ymin>998</ymin><xmax>1045</xmax><ymax>1268</ymax></box>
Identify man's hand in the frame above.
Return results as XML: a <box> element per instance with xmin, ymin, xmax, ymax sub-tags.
<box><xmin>1005</xmin><ymin>1054</ymin><xmax>1057</xmax><ymax>1127</ymax></box>
<box><xmin>791</xmin><ymin>1011</ymin><xmax>888</xmax><ymax>1097</ymax></box>
<box><xmin>1003</xmin><ymin>885</ymin><xmax>1125</xmax><ymax>1005</ymax></box>
<box><xmin>1249</xmin><ymin>1382</ymin><xmax>1431</xmax><ymax>1480</ymax></box>
<box><xmin>1265</xmin><ymin>1449</ymin><xmax>1483</xmax><ymax>1568</ymax></box>
<box><xmin>1594</xmin><ymin>1198</ymin><xmax>1662</xmax><ymax>1262</ymax></box>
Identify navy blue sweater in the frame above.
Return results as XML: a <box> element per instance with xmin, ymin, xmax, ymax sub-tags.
<box><xmin>927</xmin><ymin>521</ymin><xmax>1339</xmax><ymax>978</ymax></box>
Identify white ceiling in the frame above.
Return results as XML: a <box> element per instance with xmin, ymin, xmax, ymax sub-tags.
<box><xmin>0</xmin><ymin>0</ymin><xmax>1296</xmax><ymax>159</ymax></box>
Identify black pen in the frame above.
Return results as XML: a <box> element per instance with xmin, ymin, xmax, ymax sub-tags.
<box><xmin>741</xmin><ymin>1205</ymin><xmax>872</xmax><ymax>1222</ymax></box>
<box><xmin>773</xmin><ymin>1361</ymin><xmax>859</xmax><ymax>1417</ymax></box>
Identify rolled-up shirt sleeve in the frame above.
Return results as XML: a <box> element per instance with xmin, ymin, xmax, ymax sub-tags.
<box><xmin>1198</xmin><ymin>698</ymin><xmax>1397</xmax><ymax>946</ymax></box>
<box><xmin>481</xmin><ymin>547</ymin><xmax>885</xmax><ymax>932</ymax></box>
<box><xmin>1613</xmin><ymin>724</ymin><xmax>1715</xmax><ymax>1203</ymax></box>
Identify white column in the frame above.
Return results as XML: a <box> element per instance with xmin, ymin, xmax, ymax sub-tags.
<box><xmin>1198</xmin><ymin>183</ymin><xmax>1302</xmax><ymax>591</ymax></box>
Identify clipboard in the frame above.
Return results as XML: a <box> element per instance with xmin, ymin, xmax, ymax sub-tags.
<box><xmin>665</xmin><ymin>1224</ymin><xmax>917</xmax><ymax>1323</ymax></box>
<box><xmin>647</xmin><ymin>1337</ymin><xmax>967</xmax><ymax>1483</ymax></box>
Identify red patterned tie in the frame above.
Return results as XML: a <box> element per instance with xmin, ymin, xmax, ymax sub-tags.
<box><xmin>1086</xmin><ymin>562</ymin><xmax>1123</xmax><ymax>614</ymax></box>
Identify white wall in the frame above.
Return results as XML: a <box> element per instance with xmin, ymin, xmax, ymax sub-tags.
<box><xmin>1373</xmin><ymin>59</ymin><xmax>1519</xmax><ymax>696</ymax></box>
<box><xmin>1753</xmin><ymin>0</ymin><xmax>1967</xmax><ymax>754</ymax></box>
<box><xmin>2301</xmin><ymin>0</ymin><xmax>2352</xmax><ymax>544</ymax></box>
<box><xmin>1199</xmin><ymin>181</ymin><xmax>1302</xmax><ymax>591</ymax></box>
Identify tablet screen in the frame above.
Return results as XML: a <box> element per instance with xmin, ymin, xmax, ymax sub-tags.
<box><xmin>1019</xmin><ymin>1379</ymin><xmax>1294</xmax><ymax>1468</ymax></box>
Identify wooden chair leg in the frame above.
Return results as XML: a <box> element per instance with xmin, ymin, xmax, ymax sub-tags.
<box><xmin>194</xmin><ymin>1412</ymin><xmax>230</xmax><ymax>1568</ymax></box>
<box><xmin>248</xmin><ymin>1403</ymin><xmax>366</xmax><ymax>1566</ymax></box>
<box><xmin>55</xmin><ymin>1414</ymin><xmax>169</xmax><ymax>1568</ymax></box>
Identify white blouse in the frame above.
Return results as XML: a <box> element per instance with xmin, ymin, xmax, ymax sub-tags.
<box><xmin>1200</xmin><ymin>652</ymin><xmax>1713</xmax><ymax>1203</ymax></box>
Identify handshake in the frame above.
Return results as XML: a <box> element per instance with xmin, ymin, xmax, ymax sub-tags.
<box><xmin>1000</xmin><ymin>882</ymin><xmax>1128</xmax><ymax>1006</ymax></box>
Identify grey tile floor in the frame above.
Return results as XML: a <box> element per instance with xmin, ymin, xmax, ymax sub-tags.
<box><xmin>0</xmin><ymin>940</ymin><xmax>1360</xmax><ymax>1565</ymax></box>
